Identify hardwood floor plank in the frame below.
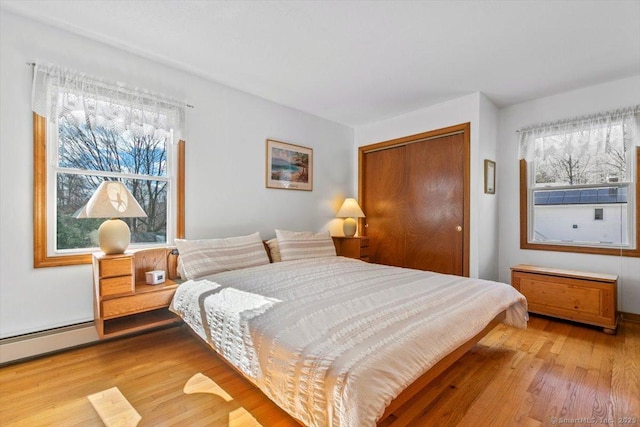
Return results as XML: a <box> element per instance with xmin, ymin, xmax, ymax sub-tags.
<box><xmin>612</xmin><ymin>321</ymin><xmax>640</xmax><ymax>424</ymax></box>
<box><xmin>472</xmin><ymin>354</ymin><xmax>544</xmax><ymax>426</ymax></box>
<box><xmin>419</xmin><ymin>347</ymin><xmax>510</xmax><ymax>425</ymax></box>
<box><xmin>509</xmin><ymin>362</ymin><xmax>546</xmax><ymax>425</ymax></box>
<box><xmin>1</xmin><ymin>319</ymin><xmax>638</xmax><ymax>427</ymax></box>
<box><xmin>388</xmin><ymin>345</ymin><xmax>496</xmax><ymax>426</ymax></box>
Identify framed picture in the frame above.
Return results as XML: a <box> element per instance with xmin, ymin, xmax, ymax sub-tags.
<box><xmin>484</xmin><ymin>159</ymin><xmax>496</xmax><ymax>194</ymax></box>
<box><xmin>266</xmin><ymin>139</ymin><xmax>313</xmax><ymax>191</ymax></box>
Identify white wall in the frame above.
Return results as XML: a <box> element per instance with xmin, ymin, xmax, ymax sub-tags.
<box><xmin>497</xmin><ymin>75</ymin><xmax>640</xmax><ymax>314</ymax></box>
<box><xmin>477</xmin><ymin>94</ymin><xmax>499</xmax><ymax>280</ymax></box>
<box><xmin>354</xmin><ymin>92</ymin><xmax>500</xmax><ymax>280</ymax></box>
<box><xmin>0</xmin><ymin>11</ymin><xmax>353</xmax><ymax>340</ymax></box>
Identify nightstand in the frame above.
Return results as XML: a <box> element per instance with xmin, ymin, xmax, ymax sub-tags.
<box><xmin>93</xmin><ymin>248</ymin><xmax>181</xmax><ymax>339</ymax></box>
<box><xmin>332</xmin><ymin>236</ymin><xmax>369</xmax><ymax>262</ymax></box>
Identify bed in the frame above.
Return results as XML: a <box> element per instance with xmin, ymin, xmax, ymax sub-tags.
<box><xmin>170</xmin><ymin>231</ymin><xmax>528</xmax><ymax>427</ymax></box>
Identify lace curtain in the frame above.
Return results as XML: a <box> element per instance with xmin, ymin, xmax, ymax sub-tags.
<box><xmin>31</xmin><ymin>63</ymin><xmax>186</xmax><ymax>142</ymax></box>
<box><xmin>518</xmin><ymin>105</ymin><xmax>640</xmax><ymax>182</ymax></box>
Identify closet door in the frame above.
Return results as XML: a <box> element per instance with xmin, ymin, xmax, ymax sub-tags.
<box><xmin>405</xmin><ymin>133</ymin><xmax>464</xmax><ymax>275</ymax></box>
<box><xmin>359</xmin><ymin>123</ymin><xmax>469</xmax><ymax>276</ymax></box>
<box><xmin>361</xmin><ymin>145</ymin><xmax>407</xmax><ymax>267</ymax></box>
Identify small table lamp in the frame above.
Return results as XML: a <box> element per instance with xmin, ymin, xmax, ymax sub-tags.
<box><xmin>336</xmin><ymin>198</ymin><xmax>365</xmax><ymax>237</ymax></box>
<box><xmin>77</xmin><ymin>181</ymin><xmax>147</xmax><ymax>255</ymax></box>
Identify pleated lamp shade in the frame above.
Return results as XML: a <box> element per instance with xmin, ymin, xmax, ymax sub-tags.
<box><xmin>336</xmin><ymin>198</ymin><xmax>365</xmax><ymax>237</ymax></box>
<box><xmin>77</xmin><ymin>181</ymin><xmax>147</xmax><ymax>255</ymax></box>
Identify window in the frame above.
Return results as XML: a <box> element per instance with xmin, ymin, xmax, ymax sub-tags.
<box><xmin>33</xmin><ymin>64</ymin><xmax>186</xmax><ymax>267</ymax></box>
<box><xmin>519</xmin><ymin>106</ymin><xmax>640</xmax><ymax>257</ymax></box>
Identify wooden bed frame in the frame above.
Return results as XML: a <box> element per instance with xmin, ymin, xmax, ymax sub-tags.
<box><xmin>176</xmin><ymin>240</ymin><xmax>508</xmax><ymax>426</ymax></box>
<box><xmin>185</xmin><ymin>306</ymin><xmax>506</xmax><ymax>427</ymax></box>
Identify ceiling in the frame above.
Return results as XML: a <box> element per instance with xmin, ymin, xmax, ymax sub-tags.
<box><xmin>2</xmin><ymin>0</ymin><xmax>639</xmax><ymax>127</ymax></box>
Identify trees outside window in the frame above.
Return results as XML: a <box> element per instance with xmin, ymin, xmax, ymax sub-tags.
<box><xmin>533</xmin><ymin>124</ymin><xmax>626</xmax><ymax>186</ymax></box>
<box><xmin>55</xmin><ymin>104</ymin><xmax>170</xmax><ymax>250</ymax></box>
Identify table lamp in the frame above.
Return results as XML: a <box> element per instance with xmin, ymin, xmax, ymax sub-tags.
<box><xmin>77</xmin><ymin>181</ymin><xmax>147</xmax><ymax>255</ymax></box>
<box><xmin>336</xmin><ymin>198</ymin><xmax>365</xmax><ymax>237</ymax></box>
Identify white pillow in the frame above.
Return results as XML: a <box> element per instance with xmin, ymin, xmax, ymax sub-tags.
<box><xmin>177</xmin><ymin>257</ymin><xmax>186</xmax><ymax>280</ymax></box>
<box><xmin>275</xmin><ymin>229</ymin><xmax>336</xmax><ymax>261</ymax></box>
<box><xmin>175</xmin><ymin>232</ymin><xmax>269</xmax><ymax>280</ymax></box>
<box><xmin>265</xmin><ymin>238</ymin><xmax>282</xmax><ymax>262</ymax></box>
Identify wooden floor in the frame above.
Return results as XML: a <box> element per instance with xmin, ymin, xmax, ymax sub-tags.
<box><xmin>1</xmin><ymin>315</ymin><xmax>638</xmax><ymax>427</ymax></box>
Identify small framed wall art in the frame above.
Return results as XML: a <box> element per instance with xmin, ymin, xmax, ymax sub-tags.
<box><xmin>484</xmin><ymin>159</ymin><xmax>496</xmax><ymax>194</ymax></box>
<box><xmin>266</xmin><ymin>139</ymin><xmax>313</xmax><ymax>191</ymax></box>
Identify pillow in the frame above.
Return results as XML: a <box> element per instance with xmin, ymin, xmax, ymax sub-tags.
<box><xmin>265</xmin><ymin>238</ymin><xmax>282</xmax><ymax>262</ymax></box>
<box><xmin>174</xmin><ymin>232</ymin><xmax>270</xmax><ymax>280</ymax></box>
<box><xmin>177</xmin><ymin>257</ymin><xmax>186</xmax><ymax>280</ymax></box>
<box><xmin>275</xmin><ymin>229</ymin><xmax>336</xmax><ymax>261</ymax></box>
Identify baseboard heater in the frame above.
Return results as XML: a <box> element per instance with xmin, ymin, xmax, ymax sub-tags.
<box><xmin>0</xmin><ymin>321</ymin><xmax>98</xmax><ymax>366</ymax></box>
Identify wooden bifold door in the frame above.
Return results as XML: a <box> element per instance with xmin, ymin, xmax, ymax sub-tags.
<box><xmin>359</xmin><ymin>123</ymin><xmax>470</xmax><ymax>276</ymax></box>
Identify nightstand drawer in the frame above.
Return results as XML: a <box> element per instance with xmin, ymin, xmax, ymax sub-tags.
<box><xmin>359</xmin><ymin>237</ymin><xmax>369</xmax><ymax>248</ymax></box>
<box><xmin>100</xmin><ymin>276</ymin><xmax>134</xmax><ymax>297</ymax></box>
<box><xmin>99</xmin><ymin>257</ymin><xmax>133</xmax><ymax>278</ymax></box>
<box><xmin>102</xmin><ymin>289</ymin><xmax>175</xmax><ymax>319</ymax></box>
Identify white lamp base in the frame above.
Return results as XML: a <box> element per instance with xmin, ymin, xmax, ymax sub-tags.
<box><xmin>343</xmin><ymin>217</ymin><xmax>357</xmax><ymax>237</ymax></box>
<box><xmin>98</xmin><ymin>218</ymin><xmax>131</xmax><ymax>255</ymax></box>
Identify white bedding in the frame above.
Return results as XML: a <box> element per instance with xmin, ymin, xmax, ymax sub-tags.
<box><xmin>170</xmin><ymin>256</ymin><xmax>528</xmax><ymax>427</ymax></box>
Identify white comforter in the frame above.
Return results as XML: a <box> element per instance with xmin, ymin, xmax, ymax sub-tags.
<box><xmin>170</xmin><ymin>257</ymin><xmax>528</xmax><ymax>427</ymax></box>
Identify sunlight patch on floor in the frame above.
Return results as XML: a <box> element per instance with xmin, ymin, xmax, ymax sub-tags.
<box><xmin>184</xmin><ymin>372</ymin><xmax>262</xmax><ymax>426</ymax></box>
<box><xmin>229</xmin><ymin>407</ymin><xmax>262</xmax><ymax>426</ymax></box>
<box><xmin>183</xmin><ymin>372</ymin><xmax>232</xmax><ymax>401</ymax></box>
<box><xmin>87</xmin><ymin>387</ymin><xmax>141</xmax><ymax>427</ymax></box>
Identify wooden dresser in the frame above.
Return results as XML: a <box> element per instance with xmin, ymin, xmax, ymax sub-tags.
<box><xmin>332</xmin><ymin>236</ymin><xmax>369</xmax><ymax>262</ymax></box>
<box><xmin>93</xmin><ymin>248</ymin><xmax>181</xmax><ymax>339</ymax></box>
<box><xmin>510</xmin><ymin>264</ymin><xmax>618</xmax><ymax>334</ymax></box>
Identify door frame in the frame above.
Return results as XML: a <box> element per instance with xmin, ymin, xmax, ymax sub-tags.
<box><xmin>358</xmin><ymin>122</ymin><xmax>471</xmax><ymax>277</ymax></box>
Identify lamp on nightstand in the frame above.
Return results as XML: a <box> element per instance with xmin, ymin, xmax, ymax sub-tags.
<box><xmin>76</xmin><ymin>181</ymin><xmax>147</xmax><ymax>255</ymax></box>
<box><xmin>336</xmin><ymin>198</ymin><xmax>365</xmax><ymax>237</ymax></box>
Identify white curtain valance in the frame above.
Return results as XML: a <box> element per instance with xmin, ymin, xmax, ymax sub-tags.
<box><xmin>31</xmin><ymin>63</ymin><xmax>186</xmax><ymax>141</ymax></box>
<box><xmin>518</xmin><ymin>105</ymin><xmax>640</xmax><ymax>162</ymax></box>
<box><xmin>518</xmin><ymin>105</ymin><xmax>640</xmax><ymax>183</ymax></box>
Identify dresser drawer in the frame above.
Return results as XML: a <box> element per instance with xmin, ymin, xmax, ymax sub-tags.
<box><xmin>100</xmin><ymin>276</ymin><xmax>134</xmax><ymax>297</ymax></box>
<box><xmin>99</xmin><ymin>256</ymin><xmax>133</xmax><ymax>278</ymax></box>
<box><xmin>102</xmin><ymin>289</ymin><xmax>175</xmax><ymax>319</ymax></box>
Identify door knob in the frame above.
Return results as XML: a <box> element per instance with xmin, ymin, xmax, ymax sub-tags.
<box><xmin>456</xmin><ymin>225</ymin><xmax>462</xmax><ymax>232</ymax></box>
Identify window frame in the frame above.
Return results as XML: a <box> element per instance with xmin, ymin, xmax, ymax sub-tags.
<box><xmin>519</xmin><ymin>147</ymin><xmax>639</xmax><ymax>257</ymax></box>
<box><xmin>33</xmin><ymin>113</ymin><xmax>185</xmax><ymax>268</ymax></box>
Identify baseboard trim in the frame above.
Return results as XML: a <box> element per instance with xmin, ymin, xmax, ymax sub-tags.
<box><xmin>620</xmin><ymin>311</ymin><xmax>640</xmax><ymax>323</ymax></box>
<box><xmin>0</xmin><ymin>322</ymin><xmax>99</xmax><ymax>365</ymax></box>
